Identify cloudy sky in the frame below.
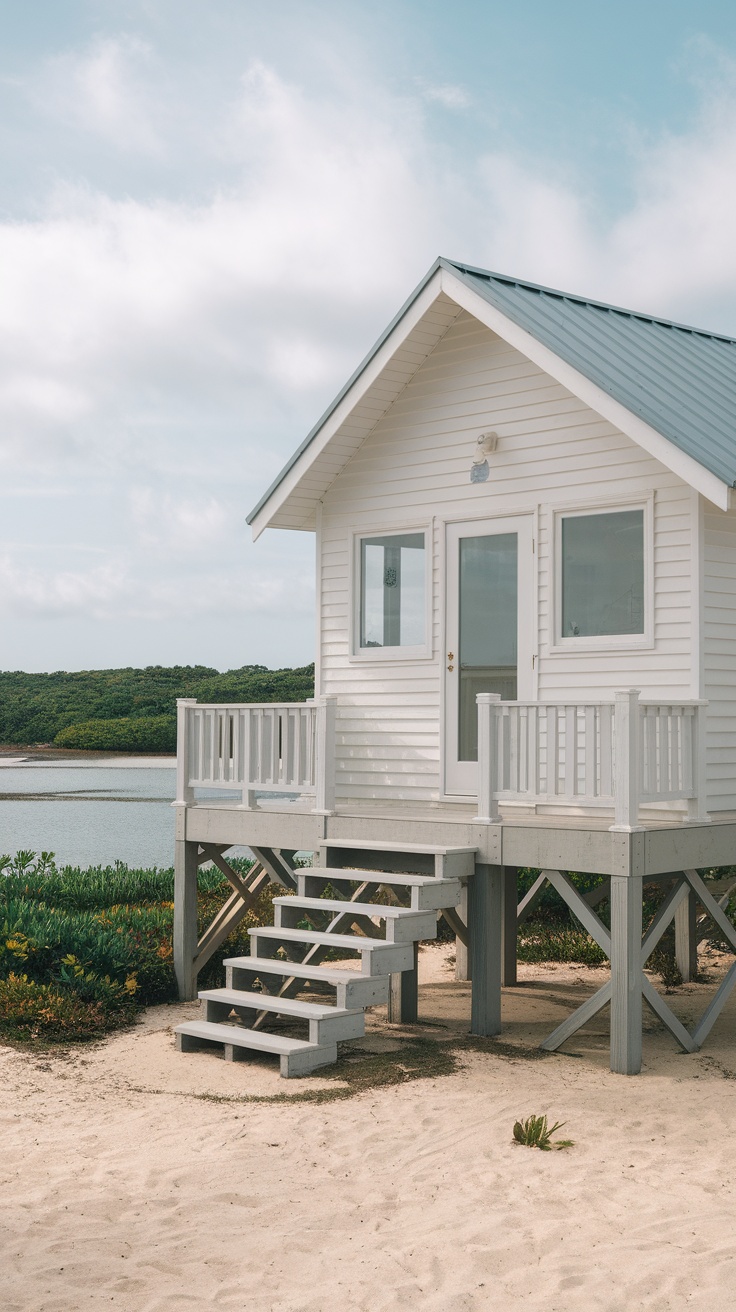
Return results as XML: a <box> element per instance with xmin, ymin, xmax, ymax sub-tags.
<box><xmin>3</xmin><ymin>0</ymin><xmax>736</xmax><ymax>673</ymax></box>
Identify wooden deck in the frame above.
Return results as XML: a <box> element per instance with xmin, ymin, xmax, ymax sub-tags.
<box><xmin>175</xmin><ymin>793</ymin><xmax>736</xmax><ymax>880</ymax></box>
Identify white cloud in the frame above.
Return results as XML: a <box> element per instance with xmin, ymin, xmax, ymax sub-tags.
<box><xmin>2</xmin><ymin>42</ymin><xmax>736</xmax><ymax>666</ymax></box>
<box><xmin>30</xmin><ymin>35</ymin><xmax>163</xmax><ymax>155</ymax></box>
<box><xmin>421</xmin><ymin>82</ymin><xmax>471</xmax><ymax>110</ymax></box>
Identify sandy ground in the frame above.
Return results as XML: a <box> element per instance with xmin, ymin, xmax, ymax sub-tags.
<box><xmin>2</xmin><ymin>945</ymin><xmax>736</xmax><ymax>1312</ymax></box>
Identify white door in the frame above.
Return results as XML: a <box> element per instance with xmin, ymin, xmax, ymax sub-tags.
<box><xmin>444</xmin><ymin>516</ymin><xmax>535</xmax><ymax>796</ymax></box>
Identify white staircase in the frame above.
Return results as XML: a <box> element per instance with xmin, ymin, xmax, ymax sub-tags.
<box><xmin>175</xmin><ymin>840</ymin><xmax>473</xmax><ymax>1077</ymax></box>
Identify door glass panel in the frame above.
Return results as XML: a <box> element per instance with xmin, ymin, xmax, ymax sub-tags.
<box><xmin>459</xmin><ymin>533</ymin><xmax>518</xmax><ymax>761</ymax></box>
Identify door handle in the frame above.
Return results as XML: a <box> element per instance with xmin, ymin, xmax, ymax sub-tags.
<box><xmin>447</xmin><ymin>653</ymin><xmax>454</xmax><ymax>672</ymax></box>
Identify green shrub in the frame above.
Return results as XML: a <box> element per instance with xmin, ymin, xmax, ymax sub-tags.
<box><xmin>53</xmin><ymin>715</ymin><xmax>176</xmax><ymax>752</ymax></box>
<box><xmin>0</xmin><ymin>973</ymin><xmax>113</xmax><ymax>1042</ymax></box>
<box><xmin>0</xmin><ymin>851</ymin><xmax>282</xmax><ymax>1043</ymax></box>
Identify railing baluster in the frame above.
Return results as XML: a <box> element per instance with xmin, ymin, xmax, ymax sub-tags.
<box><xmin>564</xmin><ymin>706</ymin><xmax>576</xmax><ymax>796</ymax></box>
<box><xmin>548</xmin><ymin>706</ymin><xmax>559</xmax><ymax>796</ymax></box>
<box><xmin>584</xmin><ymin>706</ymin><xmax>596</xmax><ymax>797</ymax></box>
<box><xmin>600</xmin><ymin>705</ymin><xmax>613</xmax><ymax>798</ymax></box>
<box><xmin>660</xmin><ymin>708</ymin><xmax>671</xmax><ymax>795</ymax></box>
<box><xmin>670</xmin><ymin>708</ymin><xmax>680</xmax><ymax>793</ymax></box>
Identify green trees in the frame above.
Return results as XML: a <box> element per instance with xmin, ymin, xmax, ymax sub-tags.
<box><xmin>0</xmin><ymin>663</ymin><xmax>315</xmax><ymax>749</ymax></box>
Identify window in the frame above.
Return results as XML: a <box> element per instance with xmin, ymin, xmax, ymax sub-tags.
<box><xmin>358</xmin><ymin>532</ymin><xmax>426</xmax><ymax>651</ymax></box>
<box><xmin>560</xmin><ymin>508</ymin><xmax>645</xmax><ymax>639</ymax></box>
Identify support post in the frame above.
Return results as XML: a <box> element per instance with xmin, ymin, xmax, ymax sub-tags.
<box><xmin>387</xmin><ymin>943</ymin><xmax>419</xmax><ymax>1024</ymax></box>
<box><xmin>473</xmin><ymin>694</ymin><xmax>501</xmax><ymax>823</ymax></box>
<box><xmin>455</xmin><ymin>883</ymin><xmax>470</xmax><ymax>982</ymax></box>
<box><xmin>611</xmin><ymin>690</ymin><xmax>641</xmax><ymax>831</ymax></box>
<box><xmin>468</xmin><ymin>863</ymin><xmax>503</xmax><ymax>1036</ymax></box>
<box><xmin>173</xmin><ymin>839</ymin><xmax>199</xmax><ymax>1001</ymax></box>
<box><xmin>174</xmin><ymin>699</ymin><xmax>196</xmax><ymax>806</ymax></box>
<box><xmin>686</xmin><ymin>703</ymin><xmax>709</xmax><ymax>823</ymax></box>
<box><xmin>313</xmin><ymin>695</ymin><xmax>337</xmax><ymax>815</ymax></box>
<box><xmin>502</xmin><ymin>867</ymin><xmax>518</xmax><ymax>987</ymax></box>
<box><xmin>675</xmin><ymin>888</ymin><xmax>698</xmax><ymax>983</ymax></box>
<box><xmin>610</xmin><ymin>874</ymin><xmax>643</xmax><ymax>1074</ymax></box>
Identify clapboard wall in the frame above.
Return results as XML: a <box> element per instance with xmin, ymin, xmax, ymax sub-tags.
<box><xmin>703</xmin><ymin>504</ymin><xmax>736</xmax><ymax>811</ymax></box>
<box><xmin>318</xmin><ymin>309</ymin><xmax>701</xmax><ymax>806</ymax></box>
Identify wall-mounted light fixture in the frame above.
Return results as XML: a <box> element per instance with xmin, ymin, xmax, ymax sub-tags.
<box><xmin>470</xmin><ymin>431</ymin><xmax>498</xmax><ymax>484</ymax></box>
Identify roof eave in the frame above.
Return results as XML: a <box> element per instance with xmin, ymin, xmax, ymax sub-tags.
<box><xmin>246</xmin><ymin>258</ymin><xmax>447</xmax><ymax>536</ymax></box>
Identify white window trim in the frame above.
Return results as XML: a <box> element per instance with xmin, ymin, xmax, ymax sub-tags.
<box><xmin>348</xmin><ymin>521</ymin><xmax>434</xmax><ymax>662</ymax></box>
<box><xmin>549</xmin><ymin>494</ymin><xmax>654</xmax><ymax>654</ymax></box>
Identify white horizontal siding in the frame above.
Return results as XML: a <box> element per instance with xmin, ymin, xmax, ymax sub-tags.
<box><xmin>704</xmin><ymin>504</ymin><xmax>736</xmax><ymax>810</ymax></box>
<box><xmin>319</xmin><ymin>310</ymin><xmax>696</xmax><ymax>804</ymax></box>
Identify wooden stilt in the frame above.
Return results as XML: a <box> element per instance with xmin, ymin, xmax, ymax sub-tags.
<box><xmin>610</xmin><ymin>875</ymin><xmax>643</xmax><ymax>1075</ymax></box>
<box><xmin>675</xmin><ymin>888</ymin><xmax>698</xmax><ymax>983</ymax></box>
<box><xmin>387</xmin><ymin>942</ymin><xmax>419</xmax><ymax>1023</ymax></box>
<box><xmin>502</xmin><ymin>867</ymin><xmax>518</xmax><ymax>986</ymax></box>
<box><xmin>455</xmin><ymin>883</ymin><xmax>470</xmax><ymax>981</ymax></box>
<box><xmin>468</xmin><ymin>864</ymin><xmax>503</xmax><ymax>1037</ymax></box>
<box><xmin>174</xmin><ymin>839</ymin><xmax>199</xmax><ymax>1001</ymax></box>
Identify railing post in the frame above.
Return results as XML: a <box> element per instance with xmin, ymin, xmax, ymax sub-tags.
<box><xmin>174</xmin><ymin>699</ymin><xmax>196</xmax><ymax>806</ymax></box>
<box><xmin>685</xmin><ymin>703</ymin><xmax>709</xmax><ymax>823</ymax></box>
<box><xmin>473</xmin><ymin>693</ymin><xmax>501</xmax><ymax>824</ymax></box>
<box><xmin>239</xmin><ymin>709</ymin><xmax>258</xmax><ymax>810</ymax></box>
<box><xmin>313</xmin><ymin>695</ymin><xmax>337</xmax><ymax>816</ymax></box>
<box><xmin>611</xmin><ymin>690</ymin><xmax>642</xmax><ymax>832</ymax></box>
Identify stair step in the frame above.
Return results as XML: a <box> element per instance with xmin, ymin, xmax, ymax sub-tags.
<box><xmin>175</xmin><ymin>1019</ymin><xmax>337</xmax><ymax>1077</ymax></box>
<box><xmin>300</xmin><ymin>870</ymin><xmax>462</xmax><ymax>910</ymax></box>
<box><xmin>319</xmin><ymin>839</ymin><xmax>475</xmax><ymax>880</ymax></box>
<box><xmin>320</xmin><ymin>839</ymin><xmax>476</xmax><ymax>856</ymax></box>
<box><xmin>306</xmin><ymin>867</ymin><xmax>459</xmax><ymax>887</ymax></box>
<box><xmin>198</xmin><ymin>988</ymin><xmax>365</xmax><ymax>1043</ymax></box>
<box><xmin>249</xmin><ymin>927</ymin><xmax>415</xmax><ymax>974</ymax></box>
<box><xmin>223</xmin><ymin>956</ymin><xmax>390</xmax><ymax>1008</ymax></box>
<box><xmin>274</xmin><ymin>895</ymin><xmax>429</xmax><ymax>918</ymax></box>
<box><xmin>261</xmin><ymin>904</ymin><xmax>437</xmax><ymax>946</ymax></box>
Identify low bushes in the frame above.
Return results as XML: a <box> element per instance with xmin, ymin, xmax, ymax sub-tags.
<box><xmin>53</xmin><ymin>715</ymin><xmax>176</xmax><ymax>753</ymax></box>
<box><xmin>0</xmin><ymin>850</ymin><xmax>277</xmax><ymax>1044</ymax></box>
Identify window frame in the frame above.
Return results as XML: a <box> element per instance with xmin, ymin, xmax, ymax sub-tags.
<box><xmin>550</xmin><ymin>496</ymin><xmax>654</xmax><ymax>653</ymax></box>
<box><xmin>349</xmin><ymin>522</ymin><xmax>433</xmax><ymax>662</ymax></box>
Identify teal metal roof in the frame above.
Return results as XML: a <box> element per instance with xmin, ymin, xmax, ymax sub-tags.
<box><xmin>446</xmin><ymin>259</ymin><xmax>736</xmax><ymax>488</ymax></box>
<box><xmin>248</xmin><ymin>258</ymin><xmax>736</xmax><ymax>525</ymax></box>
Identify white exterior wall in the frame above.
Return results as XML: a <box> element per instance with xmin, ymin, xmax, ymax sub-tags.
<box><xmin>703</xmin><ymin>502</ymin><xmax>736</xmax><ymax>811</ymax></box>
<box><xmin>318</xmin><ymin>310</ymin><xmax>696</xmax><ymax>804</ymax></box>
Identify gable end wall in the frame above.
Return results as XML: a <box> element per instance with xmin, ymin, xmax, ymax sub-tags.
<box><xmin>318</xmin><ymin>311</ymin><xmax>697</xmax><ymax>806</ymax></box>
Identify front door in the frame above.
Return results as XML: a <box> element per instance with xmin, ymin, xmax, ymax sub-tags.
<box><xmin>444</xmin><ymin>516</ymin><xmax>534</xmax><ymax>796</ymax></box>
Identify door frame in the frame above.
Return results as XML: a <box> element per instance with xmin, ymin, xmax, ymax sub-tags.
<box><xmin>441</xmin><ymin>511</ymin><xmax>538</xmax><ymax>799</ymax></box>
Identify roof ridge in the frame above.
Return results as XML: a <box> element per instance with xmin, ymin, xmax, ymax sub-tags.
<box><xmin>443</xmin><ymin>258</ymin><xmax>736</xmax><ymax>346</ymax></box>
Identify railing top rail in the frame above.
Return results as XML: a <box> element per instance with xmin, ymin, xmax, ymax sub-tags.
<box><xmin>478</xmin><ymin>698</ymin><xmax>707</xmax><ymax>709</ymax></box>
<box><xmin>180</xmin><ymin>700</ymin><xmax>316</xmax><ymax>711</ymax></box>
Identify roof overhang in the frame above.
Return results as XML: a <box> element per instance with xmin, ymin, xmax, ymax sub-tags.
<box><xmin>248</xmin><ymin>259</ymin><xmax>731</xmax><ymax>538</ymax></box>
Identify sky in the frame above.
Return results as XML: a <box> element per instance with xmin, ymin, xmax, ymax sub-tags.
<box><xmin>3</xmin><ymin>0</ymin><xmax>736</xmax><ymax>673</ymax></box>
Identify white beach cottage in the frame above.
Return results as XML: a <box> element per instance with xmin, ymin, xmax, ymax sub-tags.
<box><xmin>173</xmin><ymin>258</ymin><xmax>736</xmax><ymax>1077</ymax></box>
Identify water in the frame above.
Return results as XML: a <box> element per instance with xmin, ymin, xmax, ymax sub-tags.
<box><xmin>0</xmin><ymin>758</ymin><xmax>180</xmax><ymax>868</ymax></box>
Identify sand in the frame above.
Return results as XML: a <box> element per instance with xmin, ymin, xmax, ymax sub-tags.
<box><xmin>2</xmin><ymin>945</ymin><xmax>736</xmax><ymax>1312</ymax></box>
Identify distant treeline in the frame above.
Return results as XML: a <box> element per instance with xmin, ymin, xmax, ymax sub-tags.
<box><xmin>0</xmin><ymin>664</ymin><xmax>315</xmax><ymax>750</ymax></box>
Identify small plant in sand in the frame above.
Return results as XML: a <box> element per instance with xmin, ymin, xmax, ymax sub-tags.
<box><xmin>513</xmin><ymin>1114</ymin><xmax>574</xmax><ymax>1151</ymax></box>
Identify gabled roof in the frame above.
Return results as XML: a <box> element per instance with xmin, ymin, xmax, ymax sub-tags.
<box><xmin>248</xmin><ymin>258</ymin><xmax>736</xmax><ymax>534</ymax></box>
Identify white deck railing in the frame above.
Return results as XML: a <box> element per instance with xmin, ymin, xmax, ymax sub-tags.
<box><xmin>475</xmin><ymin>689</ymin><xmax>708</xmax><ymax>829</ymax></box>
<box><xmin>174</xmin><ymin>696</ymin><xmax>336</xmax><ymax>813</ymax></box>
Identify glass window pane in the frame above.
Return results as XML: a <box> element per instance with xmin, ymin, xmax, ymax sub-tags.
<box><xmin>458</xmin><ymin>533</ymin><xmax>518</xmax><ymax>761</ymax></box>
<box><xmin>561</xmin><ymin>510</ymin><xmax>644</xmax><ymax>638</ymax></box>
<box><xmin>359</xmin><ymin>533</ymin><xmax>425</xmax><ymax>648</ymax></box>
